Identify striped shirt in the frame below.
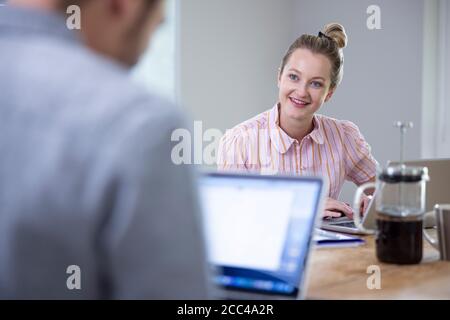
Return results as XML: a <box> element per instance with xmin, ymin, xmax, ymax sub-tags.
<box><xmin>217</xmin><ymin>104</ymin><xmax>378</xmax><ymax>199</ymax></box>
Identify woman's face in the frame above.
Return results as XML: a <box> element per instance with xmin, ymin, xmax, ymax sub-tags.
<box><xmin>278</xmin><ymin>48</ymin><xmax>334</xmax><ymax>122</ymax></box>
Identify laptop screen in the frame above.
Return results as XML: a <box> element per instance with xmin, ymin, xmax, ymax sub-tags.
<box><xmin>199</xmin><ymin>173</ymin><xmax>324</xmax><ymax>297</ymax></box>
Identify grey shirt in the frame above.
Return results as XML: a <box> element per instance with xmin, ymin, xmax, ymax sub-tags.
<box><xmin>0</xmin><ymin>6</ymin><xmax>208</xmax><ymax>299</ymax></box>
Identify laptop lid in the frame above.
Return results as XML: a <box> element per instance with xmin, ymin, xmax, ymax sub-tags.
<box><xmin>199</xmin><ymin>172</ymin><xmax>327</xmax><ymax>299</ymax></box>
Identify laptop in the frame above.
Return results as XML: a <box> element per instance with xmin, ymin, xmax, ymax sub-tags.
<box><xmin>388</xmin><ymin>158</ymin><xmax>450</xmax><ymax>227</ymax></box>
<box><xmin>320</xmin><ymin>191</ymin><xmax>377</xmax><ymax>235</ymax></box>
<box><xmin>198</xmin><ymin>172</ymin><xmax>327</xmax><ymax>300</ymax></box>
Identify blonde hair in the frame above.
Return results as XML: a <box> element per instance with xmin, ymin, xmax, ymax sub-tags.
<box><xmin>279</xmin><ymin>23</ymin><xmax>348</xmax><ymax>89</ymax></box>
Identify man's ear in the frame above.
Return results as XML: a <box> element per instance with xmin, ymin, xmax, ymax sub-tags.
<box><xmin>109</xmin><ymin>0</ymin><xmax>124</xmax><ymax>16</ymax></box>
<box><xmin>324</xmin><ymin>87</ymin><xmax>335</xmax><ymax>102</ymax></box>
<box><xmin>108</xmin><ymin>0</ymin><xmax>143</xmax><ymax>28</ymax></box>
<box><xmin>109</xmin><ymin>0</ymin><xmax>136</xmax><ymax>17</ymax></box>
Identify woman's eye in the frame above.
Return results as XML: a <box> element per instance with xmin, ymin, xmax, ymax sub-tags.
<box><xmin>311</xmin><ymin>81</ymin><xmax>323</xmax><ymax>88</ymax></box>
<box><xmin>288</xmin><ymin>74</ymin><xmax>299</xmax><ymax>81</ymax></box>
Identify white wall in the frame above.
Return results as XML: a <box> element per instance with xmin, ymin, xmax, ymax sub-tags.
<box><xmin>178</xmin><ymin>0</ymin><xmax>427</xmax><ymax>202</ymax></box>
<box><xmin>435</xmin><ymin>0</ymin><xmax>450</xmax><ymax>157</ymax></box>
<box><xmin>178</xmin><ymin>0</ymin><xmax>295</xmax><ymax>132</ymax></box>
<box><xmin>132</xmin><ymin>0</ymin><xmax>176</xmax><ymax>102</ymax></box>
<box><xmin>422</xmin><ymin>0</ymin><xmax>439</xmax><ymax>158</ymax></box>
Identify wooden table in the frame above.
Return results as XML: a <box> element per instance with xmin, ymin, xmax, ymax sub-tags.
<box><xmin>306</xmin><ymin>230</ymin><xmax>450</xmax><ymax>299</ymax></box>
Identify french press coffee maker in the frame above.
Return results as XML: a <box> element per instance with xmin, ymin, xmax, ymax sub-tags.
<box><xmin>376</xmin><ymin>165</ymin><xmax>429</xmax><ymax>264</ymax></box>
<box><xmin>354</xmin><ymin>122</ymin><xmax>430</xmax><ymax>264</ymax></box>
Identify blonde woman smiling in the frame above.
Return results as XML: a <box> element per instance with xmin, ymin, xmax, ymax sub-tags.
<box><xmin>217</xmin><ymin>23</ymin><xmax>378</xmax><ymax>219</ymax></box>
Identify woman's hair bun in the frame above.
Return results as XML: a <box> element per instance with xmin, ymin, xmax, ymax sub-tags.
<box><xmin>322</xmin><ymin>23</ymin><xmax>347</xmax><ymax>49</ymax></box>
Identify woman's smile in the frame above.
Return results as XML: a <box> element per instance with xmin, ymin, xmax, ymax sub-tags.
<box><xmin>289</xmin><ymin>96</ymin><xmax>310</xmax><ymax>108</ymax></box>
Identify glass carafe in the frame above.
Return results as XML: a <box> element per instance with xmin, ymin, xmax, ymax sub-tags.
<box><xmin>355</xmin><ymin>165</ymin><xmax>429</xmax><ymax>264</ymax></box>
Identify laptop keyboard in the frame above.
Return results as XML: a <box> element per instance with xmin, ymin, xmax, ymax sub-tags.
<box><xmin>323</xmin><ymin>217</ymin><xmax>356</xmax><ymax>228</ymax></box>
<box><xmin>325</xmin><ymin>216</ymin><xmax>350</xmax><ymax>223</ymax></box>
<box><xmin>334</xmin><ymin>222</ymin><xmax>356</xmax><ymax>228</ymax></box>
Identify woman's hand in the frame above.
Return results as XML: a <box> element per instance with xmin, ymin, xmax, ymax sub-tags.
<box><xmin>359</xmin><ymin>194</ymin><xmax>372</xmax><ymax>216</ymax></box>
<box><xmin>323</xmin><ymin>197</ymin><xmax>353</xmax><ymax>219</ymax></box>
<box><xmin>323</xmin><ymin>195</ymin><xmax>372</xmax><ymax>220</ymax></box>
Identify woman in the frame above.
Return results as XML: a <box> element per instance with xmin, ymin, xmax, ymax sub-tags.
<box><xmin>217</xmin><ymin>23</ymin><xmax>378</xmax><ymax>218</ymax></box>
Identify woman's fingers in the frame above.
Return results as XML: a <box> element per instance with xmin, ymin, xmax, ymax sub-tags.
<box><xmin>323</xmin><ymin>210</ymin><xmax>344</xmax><ymax>218</ymax></box>
<box><xmin>324</xmin><ymin>198</ymin><xmax>353</xmax><ymax>219</ymax></box>
<box><xmin>332</xmin><ymin>201</ymin><xmax>353</xmax><ymax>218</ymax></box>
<box><xmin>340</xmin><ymin>206</ymin><xmax>353</xmax><ymax>219</ymax></box>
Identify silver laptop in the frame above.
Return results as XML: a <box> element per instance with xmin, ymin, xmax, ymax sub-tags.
<box><xmin>320</xmin><ymin>190</ymin><xmax>377</xmax><ymax>235</ymax></box>
<box><xmin>199</xmin><ymin>172</ymin><xmax>327</xmax><ymax>300</ymax></box>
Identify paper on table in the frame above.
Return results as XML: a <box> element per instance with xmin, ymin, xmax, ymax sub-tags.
<box><xmin>314</xmin><ymin>228</ymin><xmax>365</xmax><ymax>248</ymax></box>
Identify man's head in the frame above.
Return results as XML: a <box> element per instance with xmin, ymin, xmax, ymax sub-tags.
<box><xmin>10</xmin><ymin>0</ymin><xmax>165</xmax><ymax>67</ymax></box>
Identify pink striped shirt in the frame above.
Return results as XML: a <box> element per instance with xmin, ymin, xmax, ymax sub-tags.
<box><xmin>217</xmin><ymin>104</ymin><xmax>378</xmax><ymax>199</ymax></box>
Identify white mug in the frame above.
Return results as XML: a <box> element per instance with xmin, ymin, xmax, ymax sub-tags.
<box><xmin>423</xmin><ymin>204</ymin><xmax>450</xmax><ymax>261</ymax></box>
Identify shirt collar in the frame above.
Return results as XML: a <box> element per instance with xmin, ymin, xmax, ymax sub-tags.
<box><xmin>0</xmin><ymin>5</ymin><xmax>81</xmax><ymax>44</ymax></box>
<box><xmin>310</xmin><ymin>115</ymin><xmax>325</xmax><ymax>145</ymax></box>
<box><xmin>268</xmin><ymin>104</ymin><xmax>325</xmax><ymax>154</ymax></box>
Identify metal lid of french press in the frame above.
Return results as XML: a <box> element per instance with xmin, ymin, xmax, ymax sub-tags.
<box><xmin>378</xmin><ymin>165</ymin><xmax>429</xmax><ymax>183</ymax></box>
